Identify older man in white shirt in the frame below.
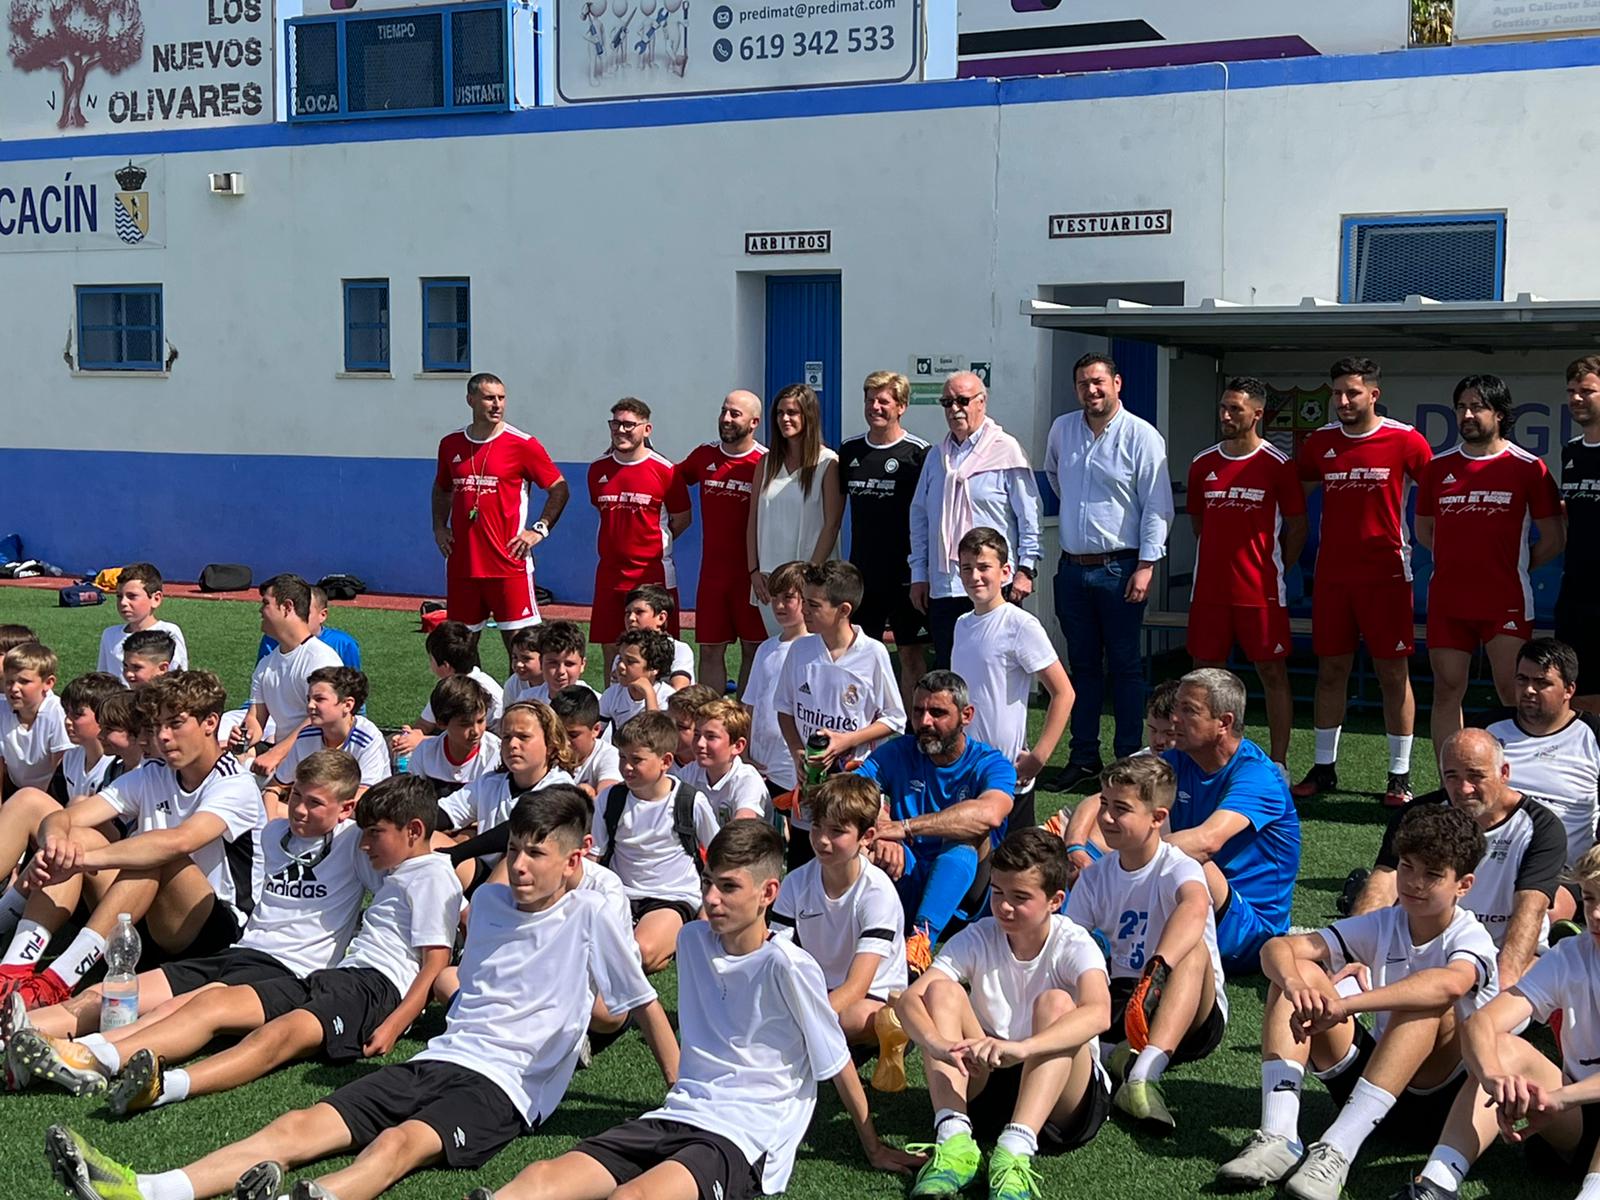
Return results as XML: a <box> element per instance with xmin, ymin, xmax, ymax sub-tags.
<box><xmin>908</xmin><ymin>371</ymin><xmax>1042</xmax><ymax>669</ymax></box>
<box><xmin>1044</xmin><ymin>352</ymin><xmax>1174</xmax><ymax>789</ymax></box>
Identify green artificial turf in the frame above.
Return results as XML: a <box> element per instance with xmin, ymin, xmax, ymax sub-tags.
<box><xmin>0</xmin><ymin>586</ymin><xmax>1558</xmax><ymax>1199</ymax></box>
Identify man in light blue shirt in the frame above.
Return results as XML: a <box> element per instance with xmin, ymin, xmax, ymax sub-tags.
<box><xmin>1044</xmin><ymin>352</ymin><xmax>1174</xmax><ymax>785</ymax></box>
<box><xmin>909</xmin><ymin>372</ymin><xmax>1042</xmax><ymax>668</ymax></box>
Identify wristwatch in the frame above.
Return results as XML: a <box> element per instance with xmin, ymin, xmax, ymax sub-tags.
<box><xmin>529</xmin><ymin>520</ymin><xmax>550</xmax><ymax>537</ymax></box>
<box><xmin>1014</xmin><ymin>564</ymin><xmax>1036</xmax><ymax>581</ymax></box>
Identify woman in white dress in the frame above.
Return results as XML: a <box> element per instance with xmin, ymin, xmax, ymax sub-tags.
<box><xmin>746</xmin><ymin>382</ymin><xmax>843</xmax><ymax>632</ymax></box>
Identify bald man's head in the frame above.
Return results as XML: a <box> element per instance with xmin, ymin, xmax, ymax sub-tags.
<box><xmin>1439</xmin><ymin>727</ymin><xmax>1513</xmax><ymax>822</ymax></box>
<box><xmin>717</xmin><ymin>390</ymin><xmax>762</xmax><ymax>446</ymax></box>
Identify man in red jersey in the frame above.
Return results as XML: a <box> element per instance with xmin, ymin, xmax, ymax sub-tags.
<box><xmin>588</xmin><ymin>397</ymin><xmax>692</xmax><ymax>667</ymax></box>
<box><xmin>1295</xmin><ymin>358</ymin><xmax>1432</xmax><ymax>808</ymax></box>
<box><xmin>676</xmin><ymin>390</ymin><xmax>767</xmax><ymax>695</ymax></box>
<box><xmin>1417</xmin><ymin>374</ymin><xmax>1564</xmax><ymax>751</ymax></box>
<box><xmin>1186</xmin><ymin>377</ymin><xmax>1307</xmax><ymax>768</ymax></box>
<box><xmin>432</xmin><ymin>373</ymin><xmax>569</xmax><ymax>654</ymax></box>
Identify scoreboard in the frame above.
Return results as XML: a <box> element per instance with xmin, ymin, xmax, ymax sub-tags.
<box><xmin>288</xmin><ymin>2</ymin><xmax>538</xmax><ymax>122</ymax></box>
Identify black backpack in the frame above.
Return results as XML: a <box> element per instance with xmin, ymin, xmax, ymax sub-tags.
<box><xmin>318</xmin><ymin>573</ymin><xmax>367</xmax><ymax>601</ymax></box>
<box><xmin>198</xmin><ymin>562</ymin><xmax>252</xmax><ymax>592</ymax></box>
<box><xmin>598</xmin><ymin>781</ymin><xmax>704</xmax><ymax>871</ymax></box>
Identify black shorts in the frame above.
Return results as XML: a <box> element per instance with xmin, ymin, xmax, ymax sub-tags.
<box><xmin>323</xmin><ymin>1060</ymin><xmax>531</xmax><ymax>1169</ymax></box>
<box><xmin>853</xmin><ymin>576</ymin><xmax>930</xmax><ymax>649</ymax></box>
<box><xmin>1320</xmin><ymin>1022</ymin><xmax>1467</xmax><ymax>1138</ymax></box>
<box><xmin>969</xmin><ymin>1060</ymin><xmax>1112</xmax><ymax>1153</ymax></box>
<box><xmin>630</xmin><ymin>897</ymin><xmax>699</xmax><ymax>927</ymax></box>
<box><xmin>159</xmin><ymin>948</ymin><xmax>293</xmax><ymax>997</ymax></box>
<box><xmin>576</xmin><ymin>1118</ymin><xmax>764</xmax><ymax>1200</ymax></box>
<box><xmin>1554</xmin><ymin>585</ymin><xmax>1600</xmax><ymax>694</ymax></box>
<box><xmin>1108</xmin><ymin>978</ymin><xmax>1227</xmax><ymax>1065</ymax></box>
<box><xmin>250</xmin><ymin>967</ymin><xmax>401</xmax><ymax>1063</ymax></box>
<box><xmin>134</xmin><ymin>900</ymin><xmax>243</xmax><ymax>970</ymax></box>
<box><xmin>1524</xmin><ymin>1099</ymin><xmax>1600</xmax><ymax>1178</ymax></box>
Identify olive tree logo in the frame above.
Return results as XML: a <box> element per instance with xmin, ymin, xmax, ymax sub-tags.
<box><xmin>8</xmin><ymin>0</ymin><xmax>145</xmax><ymax>130</ymax></box>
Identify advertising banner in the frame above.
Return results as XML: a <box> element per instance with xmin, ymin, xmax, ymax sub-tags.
<box><xmin>554</xmin><ymin>0</ymin><xmax>920</xmax><ymax>103</ymax></box>
<box><xmin>0</xmin><ymin>1</ymin><xmax>274</xmax><ymax>139</ymax></box>
<box><xmin>955</xmin><ymin>0</ymin><xmax>1409</xmax><ymax>78</ymax></box>
<box><xmin>300</xmin><ymin>0</ymin><xmax>484</xmax><ymax>12</ymax></box>
<box><xmin>1455</xmin><ymin>0</ymin><xmax>1600</xmax><ymax>42</ymax></box>
<box><xmin>0</xmin><ymin>155</ymin><xmax>164</xmax><ymax>251</ymax></box>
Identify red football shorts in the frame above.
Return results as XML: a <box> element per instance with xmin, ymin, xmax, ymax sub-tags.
<box><xmin>590</xmin><ymin>567</ymin><xmax>682</xmax><ymax>644</ymax></box>
<box><xmin>695</xmin><ymin>571</ymin><xmax>767</xmax><ymax>645</ymax></box>
<box><xmin>1427</xmin><ymin>608</ymin><xmax>1532</xmax><ymax>654</ymax></box>
<box><xmin>1187</xmin><ymin>602</ymin><xmax>1292</xmax><ymax>663</ymax></box>
<box><xmin>1312</xmin><ymin>577</ymin><xmax>1415</xmax><ymax>659</ymax></box>
<box><xmin>447</xmin><ymin>570</ymin><xmax>540</xmax><ymax>632</ymax></box>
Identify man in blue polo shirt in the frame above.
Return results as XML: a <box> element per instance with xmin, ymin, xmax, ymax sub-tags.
<box><xmin>1164</xmin><ymin>667</ymin><xmax>1300</xmax><ymax>973</ymax></box>
<box><xmin>857</xmin><ymin>670</ymin><xmax>1016</xmax><ymax>969</ymax></box>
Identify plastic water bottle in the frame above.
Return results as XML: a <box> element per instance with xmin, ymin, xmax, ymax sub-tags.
<box><xmin>99</xmin><ymin>914</ymin><xmax>141</xmax><ymax>1031</ymax></box>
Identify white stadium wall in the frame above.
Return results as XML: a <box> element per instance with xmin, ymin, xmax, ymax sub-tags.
<box><xmin>2</xmin><ymin>36</ymin><xmax>1599</xmax><ymax>603</ymax></box>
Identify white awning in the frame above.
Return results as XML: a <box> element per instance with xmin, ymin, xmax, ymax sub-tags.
<box><xmin>1021</xmin><ymin>293</ymin><xmax>1600</xmax><ymax>355</ymax></box>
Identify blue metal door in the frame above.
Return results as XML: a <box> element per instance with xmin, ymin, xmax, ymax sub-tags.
<box><xmin>1110</xmin><ymin>337</ymin><xmax>1158</xmax><ymax>425</ymax></box>
<box><xmin>765</xmin><ymin>275</ymin><xmax>842</xmax><ymax>447</ymax></box>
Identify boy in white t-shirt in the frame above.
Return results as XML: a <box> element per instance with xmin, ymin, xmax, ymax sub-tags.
<box><xmin>236</xmin><ymin>575</ymin><xmax>343</xmax><ymax>780</ymax></box>
<box><xmin>592</xmin><ymin>712</ymin><xmax>720</xmax><ymax>974</ymax></box>
<box><xmin>771</xmin><ymin>775</ymin><xmax>907</xmax><ymax>1068</ymax></box>
<box><xmin>741</xmin><ymin>559</ymin><xmax>809</xmax><ymax>798</ymax></box>
<box><xmin>678</xmin><ymin>698</ymin><xmax>769</xmax><ymax>823</ymax></box>
<box><xmin>526</xmin><ymin>620</ymin><xmax>593</xmax><ymax>705</ymax></box>
<box><xmin>406</xmin><ymin>676</ymin><xmax>503</xmax><ymax>799</ymax></box>
<box><xmin>1</xmin><ymin>642</ymin><xmax>71</xmax><ymax>797</ymax></box>
<box><xmin>598</xmin><ymin>629</ymin><xmax>676</xmax><ymax>732</ymax></box>
<box><xmin>621</xmin><ymin>583</ymin><xmax>696</xmax><ymax>688</ymax></box>
<box><xmin>119</xmin><ymin>630</ymin><xmax>177</xmax><ymax>690</ymax></box>
<box><xmin>1217</xmin><ymin>804</ymin><xmax>1498</xmax><ymax>1200</ymax></box>
<box><xmin>502</xmin><ymin>625</ymin><xmax>545</xmax><ymax>708</ymax></box>
<box><xmin>950</xmin><ymin>526</ymin><xmax>1074</xmax><ymax>828</ymax></box>
<box><xmin>665</xmin><ymin>684</ymin><xmax>719</xmax><ymax>773</ymax></box>
<box><xmin>775</xmin><ymin>561</ymin><xmax>906</xmax><ymax>866</ymax></box>
<box><xmin>391</xmin><ymin>621</ymin><xmax>505</xmax><ymax>756</ymax></box>
<box><xmin>1391</xmin><ymin>842</ymin><xmax>1600</xmax><ymax>1200</ymax></box>
<box><xmin>898</xmin><ymin>827</ymin><xmax>1114</xmax><ymax>1197</ymax></box>
<box><xmin>96</xmin><ymin>563</ymin><xmax>190</xmax><ymax>678</ymax></box>
<box><xmin>1065</xmin><ymin>756</ymin><xmax>1228</xmax><ymax>1131</ymax></box>
<box><xmin>265</xmin><ymin>667</ymin><xmax>390</xmax><ymax>818</ymax></box>
<box><xmin>552</xmin><ymin>686</ymin><xmax>622</xmax><ymax>798</ymax></box>
<box><xmin>46</xmin><ymin>786</ymin><xmax>675</xmax><ymax>1200</ymax></box>
<box><xmin>477</xmin><ymin>819</ymin><xmax>920</xmax><ymax>1200</ymax></box>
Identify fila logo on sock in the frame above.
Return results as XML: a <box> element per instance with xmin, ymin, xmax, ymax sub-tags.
<box><xmin>76</xmin><ymin>951</ymin><xmax>101</xmax><ymax>975</ymax></box>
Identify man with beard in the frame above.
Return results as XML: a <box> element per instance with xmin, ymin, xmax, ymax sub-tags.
<box><xmin>1186</xmin><ymin>377</ymin><xmax>1307</xmax><ymax>768</ymax></box>
<box><xmin>676</xmin><ymin>391</ymin><xmax>767</xmax><ymax>694</ymax></box>
<box><xmin>1295</xmin><ymin>358</ymin><xmax>1433</xmax><ymax>808</ymax></box>
<box><xmin>1559</xmin><ymin>358</ymin><xmax>1600</xmax><ymax>711</ymax></box>
<box><xmin>854</xmin><ymin>671</ymin><xmax>1016</xmax><ymax>968</ymax></box>
<box><xmin>1417</xmin><ymin>376</ymin><xmax>1564</xmax><ymax>750</ymax></box>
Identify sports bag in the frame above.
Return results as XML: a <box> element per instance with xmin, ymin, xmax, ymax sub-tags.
<box><xmin>318</xmin><ymin>573</ymin><xmax>367</xmax><ymax>601</ymax></box>
<box><xmin>598</xmin><ymin>781</ymin><xmax>705</xmax><ymax>871</ymax></box>
<box><xmin>59</xmin><ymin>584</ymin><xmax>105</xmax><ymax>607</ymax></box>
<box><xmin>198</xmin><ymin>563</ymin><xmax>253</xmax><ymax>592</ymax></box>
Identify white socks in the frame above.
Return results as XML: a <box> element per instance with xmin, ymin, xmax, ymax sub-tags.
<box><xmin>1321</xmin><ymin>1077</ymin><xmax>1396</xmax><ymax>1161</ymax></box>
<box><xmin>1</xmin><ymin>918</ymin><xmax>49</xmax><ymax>967</ymax></box>
<box><xmin>155</xmin><ymin>1068</ymin><xmax>189</xmax><ymax>1107</ymax></box>
<box><xmin>1419</xmin><ymin>1144</ymin><xmax>1471</xmax><ymax>1191</ymax></box>
<box><xmin>1314</xmin><ymin>727</ymin><xmax>1341</xmax><ymax>766</ymax></box>
<box><xmin>78</xmin><ymin>1034</ymin><xmax>121</xmax><ymax>1073</ymax></box>
<box><xmin>1128</xmin><ymin>1045</ymin><xmax>1171</xmax><ymax>1085</ymax></box>
<box><xmin>136</xmin><ymin>1170</ymin><xmax>196</xmax><ymax>1200</ymax></box>
<box><xmin>1260</xmin><ymin>1060</ymin><xmax>1304</xmax><ymax>1141</ymax></box>
<box><xmin>934</xmin><ymin>1109</ymin><xmax>973</xmax><ymax>1143</ymax></box>
<box><xmin>997</xmin><ymin>1122</ymin><xmax>1039</xmax><ymax>1158</ymax></box>
<box><xmin>1387</xmin><ymin>734</ymin><xmax>1413</xmax><ymax>775</ymax></box>
<box><xmin>53</xmin><ymin>928</ymin><xmax>106</xmax><ymax>987</ymax></box>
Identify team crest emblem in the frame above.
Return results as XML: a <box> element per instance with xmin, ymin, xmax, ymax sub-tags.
<box><xmin>114</xmin><ymin>162</ymin><xmax>150</xmax><ymax>245</ymax></box>
<box><xmin>885</xmin><ymin>458</ymin><xmax>899</xmax><ymax>473</ymax></box>
<box><xmin>842</xmin><ymin>684</ymin><xmax>859</xmax><ymax>706</ymax></box>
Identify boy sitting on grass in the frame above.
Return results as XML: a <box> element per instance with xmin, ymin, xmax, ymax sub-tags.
<box><xmin>265</xmin><ymin>668</ymin><xmax>389</xmax><ymax>816</ymax></box>
<box><xmin>502</xmin><ymin>626</ymin><xmax>544</xmax><ymax>707</ymax></box>
<box><xmin>391</xmin><ymin>621</ymin><xmax>504</xmax><ymax>755</ymax></box>
<box><xmin>1216</xmin><ymin>804</ymin><xmax>1497</xmax><ymax>1200</ymax></box>
<box><xmin>598</xmin><ymin>629</ymin><xmax>675</xmax><ymax>732</ymax></box>
<box><xmin>618</xmin><ymin>583</ymin><xmax>696</xmax><ymax>688</ymax></box>
<box><xmin>472</xmin><ymin>819</ymin><xmax>920</xmax><ymax>1200</ymax></box>
<box><xmin>1</xmin><ymin>641</ymin><xmax>71</xmax><ymax>798</ymax></box>
<box><xmin>663</xmin><ymin>684</ymin><xmax>719</xmax><ymax>772</ymax></box>
<box><xmin>119</xmin><ymin>631</ymin><xmax>177</xmax><ymax>690</ymax></box>
<box><xmin>896</xmin><ymin>827</ymin><xmax>1113</xmax><ymax>1199</ymax></box>
<box><xmin>98</xmin><ymin>563</ymin><xmax>189</xmax><ymax>678</ymax></box>
<box><xmin>405</xmin><ymin>676</ymin><xmax>502</xmax><ymax>799</ymax></box>
<box><xmin>527</xmin><ymin>621</ymin><xmax>596</xmax><ymax>705</ymax></box>
<box><xmin>677</xmin><ymin>697</ymin><xmax>769</xmax><ymax>823</ymax></box>
<box><xmin>1065</xmin><ymin>755</ymin><xmax>1228</xmax><ymax>1131</ymax></box>
<box><xmin>552</xmin><ymin>687</ymin><xmax>621</xmax><ymax>799</ymax></box>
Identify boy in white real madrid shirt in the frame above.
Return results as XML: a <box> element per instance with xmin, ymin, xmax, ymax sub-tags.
<box><xmin>11</xmin><ymin>751</ymin><xmax>369</xmax><ymax>1088</ymax></box>
<box><xmin>265</xmin><ymin>668</ymin><xmax>390</xmax><ymax>816</ymax></box>
<box><xmin>46</xmin><ymin>786</ymin><xmax>675</xmax><ymax>1200</ymax></box>
<box><xmin>0</xmin><ymin>672</ymin><xmax>267</xmax><ymax>1013</ymax></box>
<box><xmin>898</xmin><ymin>827</ymin><xmax>1114</xmax><ymax>1200</ymax></box>
<box><xmin>1391</xmin><ymin>843</ymin><xmax>1600</xmax><ymax>1200</ymax></box>
<box><xmin>475</xmin><ymin>819</ymin><xmax>921</xmax><ymax>1200</ymax></box>
<box><xmin>1065</xmin><ymin>756</ymin><xmax>1228</xmax><ymax>1132</ymax></box>
<box><xmin>1217</xmin><ymin>804</ymin><xmax>1499</xmax><ymax>1200</ymax></box>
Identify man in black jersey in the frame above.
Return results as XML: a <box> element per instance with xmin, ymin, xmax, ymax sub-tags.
<box><xmin>1351</xmin><ymin>728</ymin><xmax>1570</xmax><ymax>989</ymax></box>
<box><xmin>839</xmin><ymin>371</ymin><xmax>930</xmax><ymax>709</ymax></box>
<box><xmin>1561</xmin><ymin>357</ymin><xmax>1600</xmax><ymax>711</ymax></box>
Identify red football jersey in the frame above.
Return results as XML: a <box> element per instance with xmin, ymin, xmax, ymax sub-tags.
<box><xmin>1188</xmin><ymin>442</ymin><xmax>1306</xmax><ymax>607</ymax></box>
<box><xmin>1417</xmin><ymin>444</ymin><xmax>1562</xmax><ymax>621</ymax></box>
<box><xmin>677</xmin><ymin>441</ymin><xmax>766</xmax><ymax>581</ymax></box>
<box><xmin>1297</xmin><ymin>419</ymin><xmax>1433</xmax><ymax>582</ymax></box>
<box><xmin>588</xmin><ymin>451</ymin><xmax>692</xmax><ymax>587</ymax></box>
<box><xmin>434</xmin><ymin>425</ymin><xmax>563</xmax><ymax>580</ymax></box>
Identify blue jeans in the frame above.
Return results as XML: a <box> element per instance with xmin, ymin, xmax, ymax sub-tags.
<box><xmin>1054</xmin><ymin>555</ymin><xmax>1147</xmax><ymax>765</ymax></box>
<box><xmin>895</xmin><ymin>839</ymin><xmax>980</xmax><ymax>943</ymax></box>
